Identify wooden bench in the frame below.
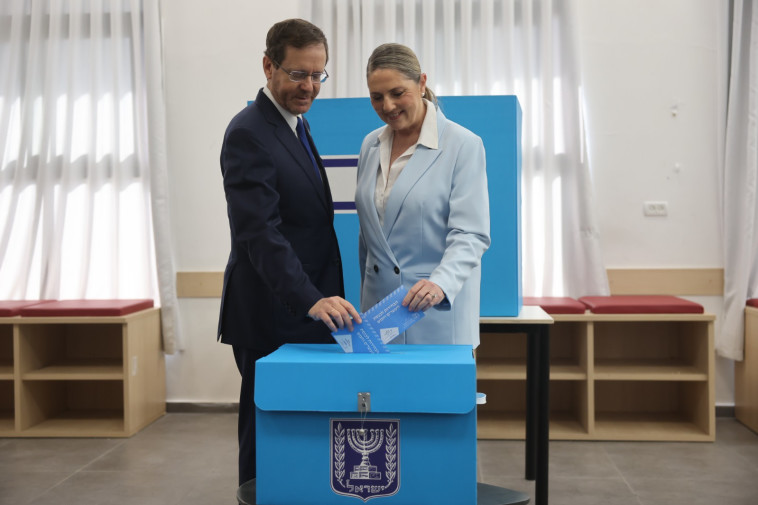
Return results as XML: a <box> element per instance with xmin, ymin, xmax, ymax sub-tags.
<box><xmin>0</xmin><ymin>299</ymin><xmax>165</xmax><ymax>437</ymax></box>
<box><xmin>0</xmin><ymin>301</ymin><xmax>48</xmax><ymax>317</ymax></box>
<box><xmin>478</xmin><ymin>295</ymin><xmax>715</xmax><ymax>441</ymax></box>
<box><xmin>736</xmin><ymin>299</ymin><xmax>758</xmax><ymax>434</ymax></box>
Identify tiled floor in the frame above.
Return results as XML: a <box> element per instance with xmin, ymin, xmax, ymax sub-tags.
<box><xmin>1</xmin><ymin>414</ymin><xmax>757</xmax><ymax>505</ymax></box>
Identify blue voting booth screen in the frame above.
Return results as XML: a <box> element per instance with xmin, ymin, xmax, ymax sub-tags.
<box><xmin>306</xmin><ymin>96</ymin><xmax>522</xmax><ymax>317</ymax></box>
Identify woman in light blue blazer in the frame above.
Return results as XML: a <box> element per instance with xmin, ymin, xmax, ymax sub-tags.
<box><xmin>356</xmin><ymin>43</ymin><xmax>491</xmax><ymax>348</ymax></box>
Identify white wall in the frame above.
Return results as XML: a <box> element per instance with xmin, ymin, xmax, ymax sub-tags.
<box><xmin>576</xmin><ymin>0</ymin><xmax>731</xmax><ymax>403</ymax></box>
<box><xmin>162</xmin><ymin>1</ymin><xmax>732</xmax><ymax>404</ymax></box>
<box><xmin>578</xmin><ymin>0</ymin><xmax>722</xmax><ymax>267</ymax></box>
<box><xmin>162</xmin><ymin>0</ymin><xmax>299</xmax><ymax>402</ymax></box>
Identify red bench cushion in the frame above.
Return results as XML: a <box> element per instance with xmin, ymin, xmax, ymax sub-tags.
<box><xmin>0</xmin><ymin>301</ymin><xmax>50</xmax><ymax>317</ymax></box>
<box><xmin>748</xmin><ymin>299</ymin><xmax>758</xmax><ymax>309</ymax></box>
<box><xmin>579</xmin><ymin>295</ymin><xmax>704</xmax><ymax>314</ymax></box>
<box><xmin>523</xmin><ymin>297</ymin><xmax>587</xmax><ymax>314</ymax></box>
<box><xmin>18</xmin><ymin>299</ymin><xmax>154</xmax><ymax>317</ymax></box>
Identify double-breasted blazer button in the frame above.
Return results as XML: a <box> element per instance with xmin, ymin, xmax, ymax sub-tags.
<box><xmin>393</xmin><ymin>266</ymin><xmax>400</xmax><ymax>274</ymax></box>
<box><xmin>373</xmin><ymin>265</ymin><xmax>379</xmax><ymax>273</ymax></box>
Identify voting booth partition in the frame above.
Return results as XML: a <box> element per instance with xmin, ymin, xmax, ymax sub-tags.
<box><xmin>255</xmin><ymin>344</ymin><xmax>478</xmax><ymax>505</ymax></box>
<box><xmin>307</xmin><ymin>95</ymin><xmax>523</xmax><ymax>318</ymax></box>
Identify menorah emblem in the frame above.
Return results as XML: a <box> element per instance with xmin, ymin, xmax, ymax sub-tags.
<box><xmin>331</xmin><ymin>418</ymin><xmax>400</xmax><ymax>500</ymax></box>
<box><xmin>347</xmin><ymin>428</ymin><xmax>384</xmax><ymax>480</ymax></box>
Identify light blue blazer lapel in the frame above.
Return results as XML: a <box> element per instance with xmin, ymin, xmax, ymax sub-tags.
<box><xmin>357</xmin><ymin>142</ymin><xmax>397</xmax><ymax>262</ymax></box>
<box><xmin>381</xmin><ymin>132</ymin><xmax>444</xmax><ymax>238</ymax></box>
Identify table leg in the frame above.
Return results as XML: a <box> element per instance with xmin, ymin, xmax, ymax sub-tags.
<box><xmin>479</xmin><ymin>319</ymin><xmax>551</xmax><ymax>505</ymax></box>
<box><xmin>535</xmin><ymin>324</ymin><xmax>550</xmax><ymax>505</ymax></box>
<box><xmin>525</xmin><ymin>329</ymin><xmax>538</xmax><ymax>481</ymax></box>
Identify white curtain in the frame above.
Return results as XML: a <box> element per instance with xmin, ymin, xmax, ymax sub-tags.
<box><xmin>719</xmin><ymin>0</ymin><xmax>758</xmax><ymax>361</ymax></box>
<box><xmin>300</xmin><ymin>0</ymin><xmax>608</xmax><ymax>297</ymax></box>
<box><xmin>0</xmin><ymin>0</ymin><xmax>181</xmax><ymax>352</ymax></box>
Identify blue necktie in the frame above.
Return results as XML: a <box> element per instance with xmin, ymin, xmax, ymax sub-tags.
<box><xmin>296</xmin><ymin>117</ymin><xmax>321</xmax><ymax>179</ymax></box>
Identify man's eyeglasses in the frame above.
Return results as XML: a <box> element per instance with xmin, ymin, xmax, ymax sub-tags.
<box><xmin>272</xmin><ymin>60</ymin><xmax>329</xmax><ymax>84</ymax></box>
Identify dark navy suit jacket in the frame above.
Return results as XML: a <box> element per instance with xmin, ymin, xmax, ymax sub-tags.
<box><xmin>218</xmin><ymin>89</ymin><xmax>344</xmax><ymax>352</ymax></box>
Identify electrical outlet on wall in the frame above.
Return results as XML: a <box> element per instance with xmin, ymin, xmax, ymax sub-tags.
<box><xmin>643</xmin><ymin>201</ymin><xmax>669</xmax><ymax>217</ymax></box>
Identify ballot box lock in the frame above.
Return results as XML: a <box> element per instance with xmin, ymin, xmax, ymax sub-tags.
<box><xmin>358</xmin><ymin>392</ymin><xmax>371</xmax><ymax>413</ymax></box>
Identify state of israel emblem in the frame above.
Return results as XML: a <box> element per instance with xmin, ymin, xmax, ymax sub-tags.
<box><xmin>330</xmin><ymin>418</ymin><xmax>400</xmax><ymax>501</ymax></box>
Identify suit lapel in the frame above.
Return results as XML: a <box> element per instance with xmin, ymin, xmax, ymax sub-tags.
<box><xmin>304</xmin><ymin>119</ymin><xmax>333</xmax><ymax>213</ymax></box>
<box><xmin>382</xmin><ymin>108</ymin><xmax>448</xmax><ymax>237</ymax></box>
<box><xmin>257</xmin><ymin>91</ymin><xmax>328</xmax><ymax>208</ymax></box>
<box><xmin>359</xmin><ymin>143</ymin><xmax>397</xmax><ymax>261</ymax></box>
<box><xmin>381</xmin><ymin>146</ymin><xmax>442</xmax><ymax>237</ymax></box>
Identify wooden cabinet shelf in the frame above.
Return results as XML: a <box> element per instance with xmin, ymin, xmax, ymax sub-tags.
<box><xmin>22</xmin><ymin>359</ymin><xmax>123</xmax><ymax>380</ymax></box>
<box><xmin>0</xmin><ymin>308</ymin><xmax>165</xmax><ymax>437</ymax></box>
<box><xmin>478</xmin><ymin>312</ymin><xmax>715</xmax><ymax>442</ymax></box>
<box><xmin>593</xmin><ymin>412</ymin><xmax>711</xmax><ymax>441</ymax></box>
<box><xmin>0</xmin><ymin>366</ymin><xmax>12</xmax><ymax>379</ymax></box>
<box><xmin>0</xmin><ymin>326</ymin><xmax>12</xmax><ymax>379</ymax></box>
<box><xmin>478</xmin><ymin>411</ymin><xmax>526</xmax><ymax>439</ymax></box>
<box><xmin>736</xmin><ymin>306</ymin><xmax>758</xmax><ymax>434</ymax></box>
<box><xmin>21</xmin><ymin>410</ymin><xmax>125</xmax><ymax>437</ymax></box>
<box><xmin>477</xmin><ymin>358</ymin><xmax>586</xmax><ymax>380</ymax></box>
<box><xmin>0</xmin><ymin>413</ymin><xmax>14</xmax><ymax>433</ymax></box>
<box><xmin>0</xmin><ymin>379</ymin><xmax>13</xmax><ymax>436</ymax></box>
<box><xmin>477</xmin><ymin>359</ymin><xmax>526</xmax><ymax>379</ymax></box>
<box><xmin>594</xmin><ymin>360</ymin><xmax>708</xmax><ymax>380</ymax></box>
<box><xmin>549</xmin><ymin>360</ymin><xmax>587</xmax><ymax>380</ymax></box>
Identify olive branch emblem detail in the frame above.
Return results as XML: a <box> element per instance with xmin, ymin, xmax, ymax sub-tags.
<box><xmin>384</xmin><ymin>423</ymin><xmax>397</xmax><ymax>484</ymax></box>
<box><xmin>334</xmin><ymin>422</ymin><xmax>346</xmax><ymax>485</ymax></box>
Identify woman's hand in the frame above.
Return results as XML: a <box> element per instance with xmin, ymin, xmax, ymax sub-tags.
<box><xmin>403</xmin><ymin>279</ymin><xmax>445</xmax><ymax>312</ymax></box>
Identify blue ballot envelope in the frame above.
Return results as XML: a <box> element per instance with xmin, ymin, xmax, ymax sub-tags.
<box><xmin>255</xmin><ymin>344</ymin><xmax>478</xmax><ymax>505</ymax></box>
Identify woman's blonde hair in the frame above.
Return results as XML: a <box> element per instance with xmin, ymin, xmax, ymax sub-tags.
<box><xmin>366</xmin><ymin>43</ymin><xmax>437</xmax><ymax>105</ymax></box>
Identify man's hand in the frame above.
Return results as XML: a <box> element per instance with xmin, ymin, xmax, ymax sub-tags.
<box><xmin>403</xmin><ymin>279</ymin><xmax>445</xmax><ymax>312</ymax></box>
<box><xmin>308</xmin><ymin>297</ymin><xmax>362</xmax><ymax>332</ymax></box>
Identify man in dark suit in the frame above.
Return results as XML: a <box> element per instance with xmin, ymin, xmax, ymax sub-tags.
<box><xmin>218</xmin><ymin>18</ymin><xmax>360</xmax><ymax>487</ymax></box>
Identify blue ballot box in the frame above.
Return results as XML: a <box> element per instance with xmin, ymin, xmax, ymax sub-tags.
<box><xmin>255</xmin><ymin>344</ymin><xmax>477</xmax><ymax>505</ymax></box>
